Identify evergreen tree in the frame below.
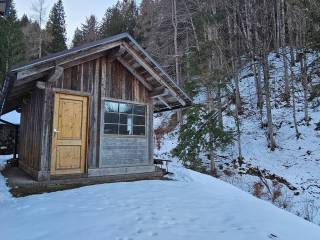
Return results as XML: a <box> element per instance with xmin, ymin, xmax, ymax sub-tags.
<box><xmin>0</xmin><ymin>0</ymin><xmax>25</xmax><ymax>86</ymax></box>
<box><xmin>100</xmin><ymin>0</ymin><xmax>138</xmax><ymax>39</ymax></box>
<box><xmin>171</xmin><ymin>104</ymin><xmax>232</xmax><ymax>173</ymax></box>
<box><xmin>72</xmin><ymin>27</ymin><xmax>84</xmax><ymax>47</ymax></box>
<box><xmin>72</xmin><ymin>15</ymin><xmax>99</xmax><ymax>47</ymax></box>
<box><xmin>45</xmin><ymin>0</ymin><xmax>67</xmax><ymax>54</ymax></box>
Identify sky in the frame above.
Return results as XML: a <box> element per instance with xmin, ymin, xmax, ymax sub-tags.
<box><xmin>14</xmin><ymin>0</ymin><xmax>119</xmax><ymax>46</ymax></box>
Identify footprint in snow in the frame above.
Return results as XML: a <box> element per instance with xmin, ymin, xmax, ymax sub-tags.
<box><xmin>268</xmin><ymin>233</ymin><xmax>278</xmax><ymax>239</ymax></box>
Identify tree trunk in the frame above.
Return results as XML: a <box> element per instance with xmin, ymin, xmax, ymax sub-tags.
<box><xmin>208</xmin><ymin>89</ymin><xmax>217</xmax><ymax>176</ymax></box>
<box><xmin>290</xmin><ymin>58</ymin><xmax>300</xmax><ymax>139</ymax></box>
<box><xmin>182</xmin><ymin>0</ymin><xmax>200</xmax><ymax>52</ymax></box>
<box><xmin>280</xmin><ymin>0</ymin><xmax>290</xmax><ymax>103</ymax></box>
<box><xmin>282</xmin><ymin>48</ymin><xmax>290</xmax><ymax>103</ymax></box>
<box><xmin>301</xmin><ymin>51</ymin><xmax>310</xmax><ymax>124</ymax></box>
<box><xmin>172</xmin><ymin>0</ymin><xmax>182</xmax><ymax>122</ymax></box>
<box><xmin>234</xmin><ymin>90</ymin><xmax>243</xmax><ymax>161</ymax></box>
<box><xmin>217</xmin><ymin>79</ymin><xmax>224</xmax><ymax>129</ymax></box>
<box><xmin>262</xmin><ymin>53</ymin><xmax>276</xmax><ymax>150</ymax></box>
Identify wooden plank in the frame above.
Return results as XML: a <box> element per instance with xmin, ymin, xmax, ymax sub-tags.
<box><xmin>150</xmin><ymin>89</ymin><xmax>169</xmax><ymax>98</ymax></box>
<box><xmin>148</xmin><ymin>102</ymin><xmax>154</xmax><ymax>164</ymax></box>
<box><xmin>13</xmin><ymin>41</ymin><xmax>122</xmax><ymax>80</ymax></box>
<box><xmin>87</xmin><ymin>59</ymin><xmax>100</xmax><ymax>168</ymax></box>
<box><xmin>37</xmin><ymin>80</ymin><xmax>90</xmax><ymax>96</ymax></box>
<box><xmin>61</xmin><ymin>50</ymin><xmax>111</xmax><ymax>69</ymax></box>
<box><xmin>98</xmin><ymin>56</ymin><xmax>108</xmax><ymax>168</ymax></box>
<box><xmin>82</xmin><ymin>62</ymin><xmax>89</xmax><ymax>92</ymax></box>
<box><xmin>121</xmin><ymin>67</ymin><xmax>126</xmax><ymax>99</ymax></box>
<box><xmin>158</xmin><ymin>96</ymin><xmax>172</xmax><ymax>109</ymax></box>
<box><xmin>117</xmin><ymin>57</ymin><xmax>153</xmax><ymax>91</ymax></box>
<box><xmin>80</xmin><ymin>64</ymin><xmax>84</xmax><ymax>92</ymax></box>
<box><xmin>105</xmin><ymin>58</ymin><xmax>112</xmax><ymax>97</ymax></box>
<box><xmin>47</xmin><ymin>66</ymin><xmax>64</xmax><ymax>83</ymax></box>
<box><xmin>38</xmin><ymin>83</ymin><xmax>53</xmax><ymax>180</ymax></box>
<box><xmin>70</xmin><ymin>65</ymin><xmax>79</xmax><ymax>91</ymax></box>
<box><xmin>59</xmin><ymin>42</ymin><xmax>122</xmax><ymax>67</ymax></box>
<box><xmin>63</xmin><ymin>68</ymin><xmax>72</xmax><ymax>90</ymax></box>
<box><xmin>122</xmin><ymin>42</ymin><xmax>186</xmax><ymax>106</ymax></box>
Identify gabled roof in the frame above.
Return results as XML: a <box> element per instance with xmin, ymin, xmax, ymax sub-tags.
<box><xmin>2</xmin><ymin>33</ymin><xmax>192</xmax><ymax>114</ymax></box>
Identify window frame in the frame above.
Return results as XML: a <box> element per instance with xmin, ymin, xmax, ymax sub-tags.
<box><xmin>102</xmin><ymin>98</ymin><xmax>148</xmax><ymax>138</ymax></box>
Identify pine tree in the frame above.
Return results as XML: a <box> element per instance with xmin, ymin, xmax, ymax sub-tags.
<box><xmin>45</xmin><ymin>0</ymin><xmax>67</xmax><ymax>54</ymax></box>
<box><xmin>72</xmin><ymin>15</ymin><xmax>99</xmax><ymax>47</ymax></box>
<box><xmin>72</xmin><ymin>27</ymin><xmax>84</xmax><ymax>47</ymax></box>
<box><xmin>100</xmin><ymin>0</ymin><xmax>138</xmax><ymax>39</ymax></box>
<box><xmin>171</xmin><ymin>104</ymin><xmax>232</xmax><ymax>173</ymax></box>
<box><xmin>0</xmin><ymin>0</ymin><xmax>25</xmax><ymax>85</ymax></box>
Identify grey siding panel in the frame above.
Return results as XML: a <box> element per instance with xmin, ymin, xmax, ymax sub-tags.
<box><xmin>101</xmin><ymin>137</ymin><xmax>148</xmax><ymax>167</ymax></box>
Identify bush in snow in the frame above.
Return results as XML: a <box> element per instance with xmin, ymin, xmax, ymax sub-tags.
<box><xmin>171</xmin><ymin>104</ymin><xmax>232</xmax><ymax>174</ymax></box>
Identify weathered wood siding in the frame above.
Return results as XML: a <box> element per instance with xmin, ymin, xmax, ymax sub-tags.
<box><xmin>100</xmin><ymin>59</ymin><xmax>151</xmax><ymax>169</ymax></box>
<box><xmin>101</xmin><ymin>137</ymin><xmax>148</xmax><ymax>167</ymax></box>
<box><xmin>19</xmin><ymin>89</ymin><xmax>44</xmax><ymax>173</ymax></box>
<box><xmin>53</xmin><ymin>56</ymin><xmax>151</xmax><ymax>169</ymax></box>
<box><xmin>20</xmin><ymin>53</ymin><xmax>153</xmax><ymax>178</ymax></box>
<box><xmin>106</xmin><ymin>60</ymin><xmax>149</xmax><ymax>102</ymax></box>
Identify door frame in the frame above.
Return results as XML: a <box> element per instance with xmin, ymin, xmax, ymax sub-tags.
<box><xmin>50</xmin><ymin>91</ymin><xmax>89</xmax><ymax>176</ymax></box>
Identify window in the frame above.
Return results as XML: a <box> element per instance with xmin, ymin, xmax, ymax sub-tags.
<box><xmin>104</xmin><ymin>101</ymin><xmax>146</xmax><ymax>136</ymax></box>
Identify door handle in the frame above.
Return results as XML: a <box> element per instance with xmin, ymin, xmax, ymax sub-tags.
<box><xmin>54</xmin><ymin>128</ymin><xmax>60</xmax><ymax>133</ymax></box>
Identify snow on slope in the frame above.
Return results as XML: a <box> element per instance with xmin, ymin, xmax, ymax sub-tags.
<box><xmin>220</xmin><ymin>52</ymin><xmax>320</xmax><ymax>223</ymax></box>
<box><xmin>0</xmin><ymin>156</ymin><xmax>320</xmax><ymax>240</ymax></box>
<box><xmin>155</xmin><ymin>52</ymin><xmax>320</xmax><ymax>224</ymax></box>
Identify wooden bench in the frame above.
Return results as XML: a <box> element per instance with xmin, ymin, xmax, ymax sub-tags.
<box><xmin>154</xmin><ymin>158</ymin><xmax>172</xmax><ymax>173</ymax></box>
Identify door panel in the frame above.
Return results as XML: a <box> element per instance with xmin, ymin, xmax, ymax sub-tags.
<box><xmin>58</xmin><ymin>100</ymin><xmax>83</xmax><ymax>139</ymax></box>
<box><xmin>51</xmin><ymin>93</ymin><xmax>88</xmax><ymax>176</ymax></box>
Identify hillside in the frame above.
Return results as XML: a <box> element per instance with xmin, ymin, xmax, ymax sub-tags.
<box><xmin>1</xmin><ymin>156</ymin><xmax>320</xmax><ymax>240</ymax></box>
<box><xmin>155</xmin><ymin>52</ymin><xmax>320</xmax><ymax>225</ymax></box>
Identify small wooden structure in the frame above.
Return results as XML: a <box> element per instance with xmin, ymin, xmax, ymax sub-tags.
<box><xmin>0</xmin><ymin>119</ymin><xmax>19</xmax><ymax>157</ymax></box>
<box><xmin>0</xmin><ymin>0</ymin><xmax>7</xmax><ymax>16</ymax></box>
<box><xmin>1</xmin><ymin>33</ymin><xmax>191</xmax><ymax>181</ymax></box>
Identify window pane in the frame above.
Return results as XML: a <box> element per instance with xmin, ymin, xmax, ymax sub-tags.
<box><xmin>105</xmin><ymin>101</ymin><xmax>119</xmax><ymax>112</ymax></box>
<box><xmin>133</xmin><ymin>115</ymin><xmax>145</xmax><ymax>125</ymax></box>
<box><xmin>120</xmin><ymin>114</ymin><xmax>133</xmax><ymax>125</ymax></box>
<box><xmin>104</xmin><ymin>124</ymin><xmax>118</xmax><ymax>134</ymax></box>
<box><xmin>119</xmin><ymin>124</ymin><xmax>132</xmax><ymax>135</ymax></box>
<box><xmin>133</xmin><ymin>126</ymin><xmax>145</xmax><ymax>136</ymax></box>
<box><xmin>104</xmin><ymin>112</ymin><xmax>119</xmax><ymax>124</ymax></box>
<box><xmin>133</xmin><ymin>105</ymin><xmax>146</xmax><ymax>115</ymax></box>
<box><xmin>119</xmin><ymin>103</ymin><xmax>133</xmax><ymax>114</ymax></box>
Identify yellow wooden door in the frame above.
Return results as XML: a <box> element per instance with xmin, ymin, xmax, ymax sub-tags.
<box><xmin>51</xmin><ymin>93</ymin><xmax>88</xmax><ymax>176</ymax></box>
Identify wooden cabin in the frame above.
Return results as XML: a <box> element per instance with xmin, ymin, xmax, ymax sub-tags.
<box><xmin>1</xmin><ymin>33</ymin><xmax>191</xmax><ymax>181</ymax></box>
<box><xmin>0</xmin><ymin>0</ymin><xmax>7</xmax><ymax>16</ymax></box>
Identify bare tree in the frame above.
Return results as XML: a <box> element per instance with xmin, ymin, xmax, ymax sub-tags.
<box><xmin>171</xmin><ymin>0</ymin><xmax>182</xmax><ymax>122</ymax></box>
<box><xmin>280</xmin><ymin>0</ymin><xmax>290</xmax><ymax>103</ymax></box>
<box><xmin>31</xmin><ymin>0</ymin><xmax>47</xmax><ymax>58</ymax></box>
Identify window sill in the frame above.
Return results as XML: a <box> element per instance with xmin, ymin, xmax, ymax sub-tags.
<box><xmin>103</xmin><ymin>134</ymin><xmax>147</xmax><ymax>138</ymax></box>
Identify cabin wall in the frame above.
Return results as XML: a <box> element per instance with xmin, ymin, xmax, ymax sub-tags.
<box><xmin>98</xmin><ymin>60</ymin><xmax>152</xmax><ymax>174</ymax></box>
<box><xmin>50</xmin><ymin>55</ymin><xmax>153</xmax><ymax>175</ymax></box>
<box><xmin>19</xmin><ymin>89</ymin><xmax>44</xmax><ymax>177</ymax></box>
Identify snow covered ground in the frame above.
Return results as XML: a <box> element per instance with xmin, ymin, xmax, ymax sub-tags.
<box><xmin>155</xmin><ymin>52</ymin><xmax>320</xmax><ymax>225</ymax></box>
<box><xmin>1</xmin><ymin>154</ymin><xmax>320</xmax><ymax>240</ymax></box>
